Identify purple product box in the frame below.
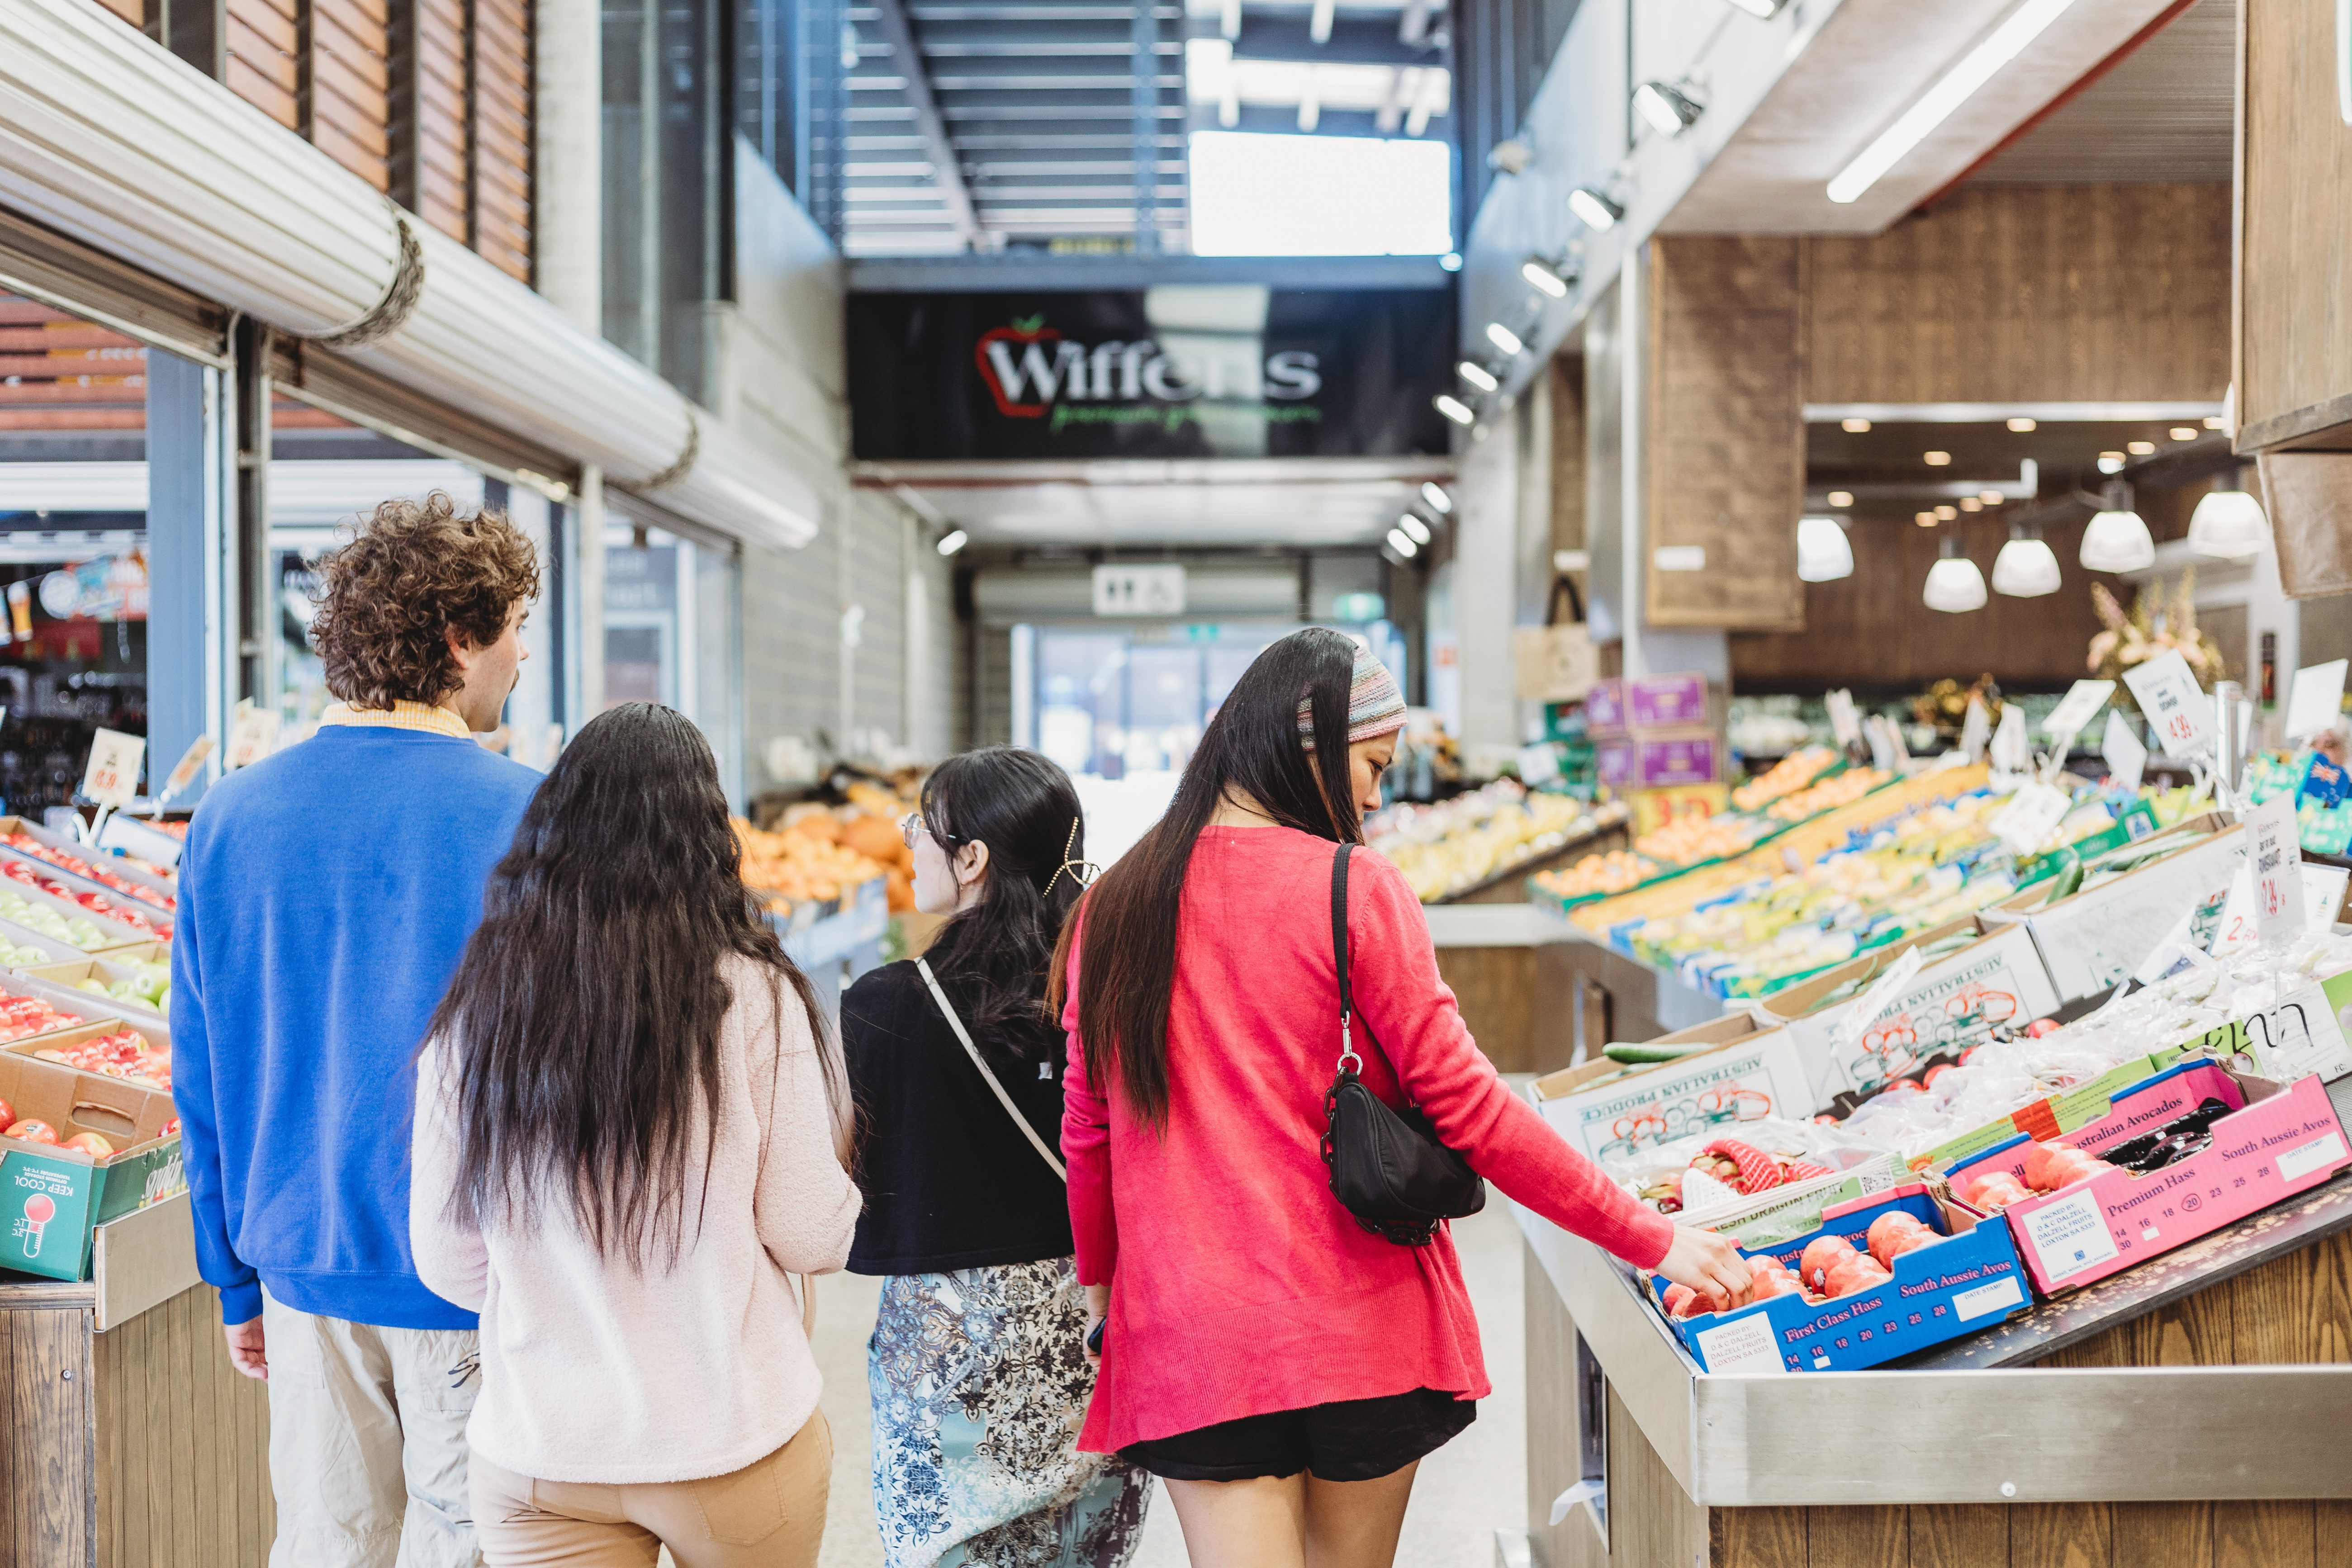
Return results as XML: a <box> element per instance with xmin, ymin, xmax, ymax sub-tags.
<box><xmin>1584</xmin><ymin>679</ymin><xmax>1627</xmax><ymax>734</ymax></box>
<box><xmin>1630</xmin><ymin>673</ymin><xmax>1710</xmax><ymax>730</ymax></box>
<box><xmin>1597</xmin><ymin>733</ymin><xmax>1720</xmax><ymax>788</ymax></box>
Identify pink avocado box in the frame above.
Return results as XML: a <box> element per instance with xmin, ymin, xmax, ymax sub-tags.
<box><xmin>1940</xmin><ymin>1061</ymin><xmax>2352</xmax><ymax>1296</ymax></box>
<box><xmin>1585</xmin><ymin>679</ymin><xmax>1627</xmax><ymax>735</ymax></box>
<box><xmin>1630</xmin><ymin>673</ymin><xmax>1710</xmax><ymax>730</ymax></box>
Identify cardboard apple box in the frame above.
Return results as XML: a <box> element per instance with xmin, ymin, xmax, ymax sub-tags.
<box><xmin>0</xmin><ymin>1046</ymin><xmax>181</xmax><ymax>1281</ymax></box>
<box><xmin>1531</xmin><ymin>1015</ymin><xmax>1817</xmax><ymax>1164</ymax></box>
<box><xmin>0</xmin><ymin>814</ymin><xmax>179</xmax><ymax>902</ymax></box>
<box><xmin>3</xmin><ymin>1016</ymin><xmax>171</xmax><ymax>1088</ymax></box>
<box><xmin>0</xmin><ymin>876</ymin><xmax>165</xmax><ymax>950</ymax></box>
<box><xmin>20</xmin><ymin>957</ymin><xmax>172</xmax><ymax>1032</ymax></box>
<box><xmin>1945</xmin><ymin>1063</ymin><xmax>2352</xmax><ymax>1296</ymax></box>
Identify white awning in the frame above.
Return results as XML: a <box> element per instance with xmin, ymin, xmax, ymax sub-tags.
<box><xmin>0</xmin><ymin>0</ymin><xmax>820</xmax><ymax>550</ymax></box>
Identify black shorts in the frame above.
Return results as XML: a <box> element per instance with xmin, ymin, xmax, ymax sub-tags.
<box><xmin>1118</xmin><ymin>1388</ymin><xmax>1475</xmax><ymax>1483</ymax></box>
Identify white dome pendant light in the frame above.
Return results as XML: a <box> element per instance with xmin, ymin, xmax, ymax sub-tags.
<box><xmin>1991</xmin><ymin>521</ymin><xmax>2062</xmax><ymax>597</ymax></box>
<box><xmin>2187</xmin><ymin>468</ymin><xmax>2270</xmax><ymax>560</ymax></box>
<box><xmin>1924</xmin><ymin>534</ymin><xmax>1988</xmax><ymax>612</ymax></box>
<box><xmin>2079</xmin><ymin>479</ymin><xmax>2156</xmax><ymax>573</ymax></box>
<box><xmin>1796</xmin><ymin>515</ymin><xmax>1854</xmax><ymax>583</ymax></box>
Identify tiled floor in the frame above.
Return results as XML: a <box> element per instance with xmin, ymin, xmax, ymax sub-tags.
<box><xmin>808</xmin><ymin>1198</ymin><xmax>1529</xmax><ymax>1568</ymax></box>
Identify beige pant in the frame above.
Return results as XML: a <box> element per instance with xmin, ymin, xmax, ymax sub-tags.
<box><xmin>261</xmin><ymin>1290</ymin><xmax>483</xmax><ymax>1568</ymax></box>
<box><xmin>470</xmin><ymin>1409</ymin><xmax>832</xmax><ymax>1568</ymax></box>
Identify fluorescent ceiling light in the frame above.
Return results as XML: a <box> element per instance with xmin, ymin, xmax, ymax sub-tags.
<box><xmin>1386</xmin><ymin>527</ymin><xmax>1419</xmax><ymax>557</ymax></box>
<box><xmin>1721</xmin><ymin>0</ymin><xmax>1788</xmax><ymax>15</ymax></box>
<box><xmin>1485</xmin><ymin>322</ymin><xmax>1524</xmax><ymax>355</ymax></box>
<box><xmin>1566</xmin><ymin>188</ymin><xmax>1623</xmax><ymax>231</ymax></box>
<box><xmin>1826</xmin><ymin>490</ymin><xmax>1854</xmax><ymax>507</ymax></box>
<box><xmin>1188</xmin><ymin>132</ymin><xmax>1452</xmax><ymax>256</ymax></box>
<box><xmin>1434</xmin><ymin>394</ymin><xmax>1475</xmax><ymax>426</ymax></box>
<box><xmin>936</xmin><ymin>528</ymin><xmax>968</xmax><ymax>557</ymax></box>
<box><xmin>1397</xmin><ymin>512</ymin><xmax>1432</xmax><ymax>545</ymax></box>
<box><xmin>1421</xmin><ymin>482</ymin><xmax>1452</xmax><ymax>513</ymax></box>
<box><xmin>2007</xmin><ymin>416</ymin><xmax>2036</xmax><ymax>431</ymax></box>
<box><xmin>1796</xmin><ymin>516</ymin><xmax>1853</xmax><ymax>583</ymax></box>
<box><xmin>1521</xmin><ymin>258</ymin><xmax>1570</xmax><ymax>298</ymax></box>
<box><xmin>1842</xmin><ymin>417</ymin><xmax>1871</xmax><ymax>433</ymax></box>
<box><xmin>1457</xmin><ymin>360</ymin><xmax>1498</xmax><ymax>392</ymax></box>
<box><xmin>1632</xmin><ymin>81</ymin><xmax>1703</xmax><ymax>138</ymax></box>
<box><xmin>1827</xmin><ymin>0</ymin><xmax>2080</xmax><ymax>205</ymax></box>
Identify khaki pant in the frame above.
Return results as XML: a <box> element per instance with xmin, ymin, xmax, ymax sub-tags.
<box><xmin>471</xmin><ymin>1409</ymin><xmax>832</xmax><ymax>1568</ymax></box>
<box><xmin>261</xmin><ymin>1291</ymin><xmax>483</xmax><ymax>1568</ymax></box>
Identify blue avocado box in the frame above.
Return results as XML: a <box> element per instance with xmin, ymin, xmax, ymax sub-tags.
<box><xmin>1652</xmin><ymin>1184</ymin><xmax>2030</xmax><ymax>1373</ymax></box>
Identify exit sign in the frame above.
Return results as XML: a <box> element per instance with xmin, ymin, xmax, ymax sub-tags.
<box><xmin>1093</xmin><ymin>564</ymin><xmax>1186</xmax><ymax>616</ymax></box>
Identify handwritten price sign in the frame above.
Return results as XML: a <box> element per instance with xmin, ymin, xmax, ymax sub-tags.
<box><xmin>80</xmin><ymin>728</ymin><xmax>144</xmax><ymax>809</ymax></box>
<box><xmin>2119</xmin><ymin>649</ymin><xmax>2215</xmax><ymax>760</ymax></box>
<box><xmin>2248</xmin><ymin>793</ymin><xmax>2303</xmax><ymax>944</ymax></box>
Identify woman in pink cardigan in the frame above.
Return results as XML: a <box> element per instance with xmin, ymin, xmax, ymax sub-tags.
<box><xmin>1055</xmin><ymin>632</ymin><xmax>1748</xmax><ymax>1566</ymax></box>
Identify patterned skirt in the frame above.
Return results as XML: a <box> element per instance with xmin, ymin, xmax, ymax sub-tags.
<box><xmin>869</xmin><ymin>1256</ymin><xmax>1151</xmax><ymax>1568</ymax></box>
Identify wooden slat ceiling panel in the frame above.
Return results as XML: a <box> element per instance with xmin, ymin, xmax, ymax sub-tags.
<box><xmin>313</xmin><ymin>6</ymin><xmax>390</xmax><ymax>90</ymax></box>
<box><xmin>224</xmin><ymin>53</ymin><xmax>299</xmax><ymax>128</ymax></box>
<box><xmin>0</xmin><ymin>294</ymin><xmax>147</xmax><ymax>432</ymax></box>
<box><xmin>89</xmin><ymin>0</ymin><xmax>143</xmax><ymax>27</ymax></box>
<box><xmin>312</xmin><ymin>0</ymin><xmax>394</xmax><ymax>193</ymax></box>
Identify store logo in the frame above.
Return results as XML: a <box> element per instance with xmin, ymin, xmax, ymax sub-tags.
<box><xmin>973</xmin><ymin>315</ymin><xmax>1322</xmax><ymax>423</ymax></box>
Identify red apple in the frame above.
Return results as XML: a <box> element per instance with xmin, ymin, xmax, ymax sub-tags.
<box><xmin>62</xmin><ymin>1132</ymin><xmax>111</xmax><ymax>1158</ymax></box>
<box><xmin>5</xmin><ymin>1118</ymin><xmax>59</xmax><ymax>1144</ymax></box>
<box><xmin>0</xmin><ymin>1095</ymin><xmax>12</xmax><ymax>1127</ymax></box>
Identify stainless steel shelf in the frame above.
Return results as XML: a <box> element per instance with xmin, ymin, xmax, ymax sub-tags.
<box><xmin>1516</xmin><ymin>1199</ymin><xmax>2352</xmax><ymax>1508</ymax></box>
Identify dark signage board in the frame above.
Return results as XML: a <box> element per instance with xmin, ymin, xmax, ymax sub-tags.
<box><xmin>848</xmin><ymin>287</ymin><xmax>1455</xmax><ymax>461</ymax></box>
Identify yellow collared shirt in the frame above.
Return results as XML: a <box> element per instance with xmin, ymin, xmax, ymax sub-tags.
<box><xmin>316</xmin><ymin>701</ymin><xmax>472</xmax><ymax>740</ymax></box>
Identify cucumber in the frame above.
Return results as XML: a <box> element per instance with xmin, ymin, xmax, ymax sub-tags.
<box><xmin>1604</xmin><ymin>1040</ymin><xmax>1715</xmax><ymax>1064</ymax></box>
<box><xmin>2050</xmin><ymin>856</ymin><xmax>2086</xmax><ymax>901</ymax></box>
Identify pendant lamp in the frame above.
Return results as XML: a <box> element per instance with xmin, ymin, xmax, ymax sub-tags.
<box><xmin>1923</xmin><ymin>535</ymin><xmax>1987</xmax><ymax>612</ymax></box>
<box><xmin>1796</xmin><ymin>515</ymin><xmax>1854</xmax><ymax>583</ymax></box>
<box><xmin>1991</xmin><ymin>522</ymin><xmax>2062</xmax><ymax>597</ymax></box>
<box><xmin>2186</xmin><ymin>470</ymin><xmax>2269</xmax><ymax>560</ymax></box>
<box><xmin>2079</xmin><ymin>480</ymin><xmax>2155</xmax><ymax>573</ymax></box>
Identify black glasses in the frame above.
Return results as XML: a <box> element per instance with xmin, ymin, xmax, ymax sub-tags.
<box><xmin>900</xmin><ymin>812</ymin><xmax>970</xmax><ymax>850</ymax></box>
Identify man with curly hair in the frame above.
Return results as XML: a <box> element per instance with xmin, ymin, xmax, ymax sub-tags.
<box><xmin>171</xmin><ymin>493</ymin><xmax>542</xmax><ymax>1568</ymax></box>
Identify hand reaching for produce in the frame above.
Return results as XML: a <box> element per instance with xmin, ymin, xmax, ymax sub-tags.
<box><xmin>1655</xmin><ymin>1225</ymin><xmax>1752</xmax><ymax>1309</ymax></box>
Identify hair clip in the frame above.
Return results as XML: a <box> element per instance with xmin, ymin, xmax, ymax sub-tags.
<box><xmin>1044</xmin><ymin>815</ymin><xmax>1101</xmax><ymax>895</ymax></box>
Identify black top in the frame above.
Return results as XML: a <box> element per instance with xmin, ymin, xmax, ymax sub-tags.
<box><xmin>841</xmin><ymin>959</ymin><xmax>1074</xmax><ymax>1274</ymax></box>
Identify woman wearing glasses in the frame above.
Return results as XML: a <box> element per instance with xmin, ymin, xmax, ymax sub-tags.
<box><xmin>843</xmin><ymin>747</ymin><xmax>1151</xmax><ymax>1568</ymax></box>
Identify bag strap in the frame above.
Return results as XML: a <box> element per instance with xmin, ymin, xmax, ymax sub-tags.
<box><xmin>1546</xmin><ymin>574</ymin><xmax>1586</xmax><ymax>627</ymax></box>
<box><xmin>1332</xmin><ymin>845</ymin><xmax>1363</xmax><ymax>1075</ymax></box>
<box><xmin>915</xmin><ymin>957</ymin><xmax>1067</xmax><ymax>1181</ymax></box>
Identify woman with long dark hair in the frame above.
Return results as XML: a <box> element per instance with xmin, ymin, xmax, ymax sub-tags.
<box><xmin>844</xmin><ymin>746</ymin><xmax>1151</xmax><ymax>1568</ymax></box>
<box><xmin>1054</xmin><ymin>630</ymin><xmax>1749</xmax><ymax>1566</ymax></box>
<box><xmin>408</xmin><ymin>703</ymin><xmax>860</xmax><ymax>1568</ymax></box>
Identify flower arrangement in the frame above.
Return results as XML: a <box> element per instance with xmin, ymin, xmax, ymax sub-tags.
<box><xmin>2089</xmin><ymin>572</ymin><xmax>2227</xmax><ymax>692</ymax></box>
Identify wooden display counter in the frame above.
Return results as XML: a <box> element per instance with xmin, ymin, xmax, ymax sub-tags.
<box><xmin>1518</xmin><ymin>1173</ymin><xmax>2352</xmax><ymax>1568</ymax></box>
<box><xmin>0</xmin><ymin>1194</ymin><xmax>272</xmax><ymax>1567</ymax></box>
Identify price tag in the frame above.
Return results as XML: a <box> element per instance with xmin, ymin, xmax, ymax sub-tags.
<box><xmin>2210</xmin><ymin>862</ymin><xmax>2347</xmax><ymax>958</ymax></box>
<box><xmin>1990</xmin><ymin>781</ymin><xmax>2072</xmax><ymax>857</ymax></box>
<box><xmin>2120</xmin><ymin>649</ymin><xmax>2215</xmax><ymax>759</ymax></box>
<box><xmin>1826</xmin><ymin>689</ymin><xmax>1861</xmax><ymax>747</ymax></box>
<box><xmin>2248</xmin><ymin>792</ymin><xmax>2305</xmax><ymax>944</ymax></box>
<box><xmin>1517</xmin><ymin>742</ymin><xmax>1562</xmax><ymax>786</ymax></box>
<box><xmin>1990</xmin><ymin>704</ymin><xmax>2030</xmax><ymax>775</ymax></box>
<box><xmin>1864</xmin><ymin>715</ymin><xmax>1903</xmax><ymax>772</ymax></box>
<box><xmin>1959</xmin><ymin>696</ymin><xmax>1991</xmax><ymax>763</ymax></box>
<box><xmin>2101</xmin><ymin>710</ymin><xmax>2148</xmax><ymax>792</ymax></box>
<box><xmin>225</xmin><ymin>704</ymin><xmax>282</xmax><ymax>771</ymax></box>
<box><xmin>157</xmin><ymin>735</ymin><xmax>213</xmax><ymax>802</ymax></box>
<box><xmin>2285</xmin><ymin>659</ymin><xmax>2349</xmax><ymax>742</ymax></box>
<box><xmin>80</xmin><ymin>728</ymin><xmax>143</xmax><ymax>808</ymax></box>
<box><xmin>2042</xmin><ymin>679</ymin><xmax>2115</xmax><ymax>744</ymax></box>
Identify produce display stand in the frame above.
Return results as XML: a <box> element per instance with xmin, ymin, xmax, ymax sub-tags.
<box><xmin>773</xmin><ymin>876</ymin><xmax>890</xmax><ymax>1008</ymax></box>
<box><xmin>1516</xmin><ymin>1170</ymin><xmax>2352</xmax><ymax>1568</ymax></box>
<box><xmin>0</xmin><ymin>1194</ymin><xmax>272</xmax><ymax>1568</ymax></box>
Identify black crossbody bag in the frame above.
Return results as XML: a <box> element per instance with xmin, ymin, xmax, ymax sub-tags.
<box><xmin>1319</xmin><ymin>844</ymin><xmax>1487</xmax><ymax>1245</ymax></box>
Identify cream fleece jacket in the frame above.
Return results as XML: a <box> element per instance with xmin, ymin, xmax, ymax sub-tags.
<box><xmin>409</xmin><ymin>954</ymin><xmax>862</xmax><ymax>1485</ymax></box>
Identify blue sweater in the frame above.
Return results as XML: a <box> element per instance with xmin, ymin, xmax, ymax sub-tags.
<box><xmin>171</xmin><ymin>725</ymin><xmax>539</xmax><ymax>1328</ymax></box>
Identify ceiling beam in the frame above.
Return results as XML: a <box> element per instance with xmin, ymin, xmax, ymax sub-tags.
<box><xmin>866</xmin><ymin>0</ymin><xmax>985</xmax><ymax>249</ymax></box>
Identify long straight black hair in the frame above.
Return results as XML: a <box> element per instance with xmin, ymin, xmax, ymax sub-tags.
<box><xmin>427</xmin><ymin>703</ymin><xmax>849</xmax><ymax>1265</ymax></box>
<box><xmin>1054</xmin><ymin>627</ymin><xmax>1366</xmax><ymax>1129</ymax></box>
<box><xmin>916</xmin><ymin>746</ymin><xmax>1086</xmax><ymax>1064</ymax></box>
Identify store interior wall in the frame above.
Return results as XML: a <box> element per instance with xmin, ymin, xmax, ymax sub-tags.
<box><xmin>1450</xmin><ymin>403</ymin><xmax>1521</xmax><ymax>759</ymax></box>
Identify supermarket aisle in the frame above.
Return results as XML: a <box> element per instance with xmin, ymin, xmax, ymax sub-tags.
<box><xmin>808</xmin><ymin>1194</ymin><xmax>1529</xmax><ymax>1568</ymax></box>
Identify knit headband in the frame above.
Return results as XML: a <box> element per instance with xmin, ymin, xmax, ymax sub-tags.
<box><xmin>1297</xmin><ymin>647</ymin><xmax>1407</xmax><ymax>750</ymax></box>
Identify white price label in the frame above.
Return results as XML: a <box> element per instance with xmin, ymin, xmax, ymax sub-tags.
<box><xmin>1960</xmin><ymin>696</ymin><xmax>1992</xmax><ymax>762</ymax></box>
<box><xmin>2249</xmin><ymin>792</ymin><xmax>2305</xmax><ymax>943</ymax></box>
<box><xmin>2210</xmin><ymin>862</ymin><xmax>2347</xmax><ymax>958</ymax></box>
<box><xmin>2120</xmin><ymin>649</ymin><xmax>2215</xmax><ymax>759</ymax></box>
<box><xmin>158</xmin><ymin>735</ymin><xmax>213</xmax><ymax>801</ymax></box>
<box><xmin>79</xmin><ymin>728</ymin><xmax>143</xmax><ymax>808</ymax></box>
<box><xmin>2043</xmin><ymin>679</ymin><xmax>2115</xmax><ymax>742</ymax></box>
<box><xmin>1990</xmin><ymin>781</ymin><xmax>2072</xmax><ymax>857</ymax></box>
<box><xmin>1826</xmin><ymin>689</ymin><xmax>1861</xmax><ymax>747</ymax></box>
<box><xmin>224</xmin><ymin>704</ymin><xmax>282</xmax><ymax>771</ymax></box>
<box><xmin>2286</xmin><ymin>659</ymin><xmax>2349</xmax><ymax>743</ymax></box>
<box><xmin>2100</xmin><ymin>710</ymin><xmax>2148</xmax><ymax>792</ymax></box>
<box><xmin>1990</xmin><ymin>703</ymin><xmax>2031</xmax><ymax>774</ymax></box>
